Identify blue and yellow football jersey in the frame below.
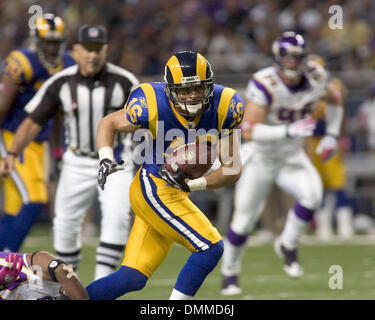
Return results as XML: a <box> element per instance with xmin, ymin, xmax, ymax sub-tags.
<box><xmin>0</xmin><ymin>49</ymin><xmax>75</xmax><ymax>215</ymax></box>
<box><xmin>1</xmin><ymin>48</ymin><xmax>75</xmax><ymax>141</ymax></box>
<box><xmin>125</xmin><ymin>82</ymin><xmax>244</xmax><ymax>175</ymax></box>
<box><xmin>121</xmin><ymin>82</ymin><xmax>243</xmax><ymax>277</ymax></box>
<box><xmin>307</xmin><ymin>78</ymin><xmax>347</xmax><ymax>190</ymax></box>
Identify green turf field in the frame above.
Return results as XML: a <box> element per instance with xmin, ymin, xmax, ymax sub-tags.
<box><xmin>21</xmin><ymin>223</ymin><xmax>375</xmax><ymax>300</ymax></box>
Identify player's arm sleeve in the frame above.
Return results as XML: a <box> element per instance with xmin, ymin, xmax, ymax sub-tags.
<box><xmin>324</xmin><ymin>82</ymin><xmax>344</xmax><ymax>137</ymax></box>
<box><xmin>245</xmin><ymin>77</ymin><xmax>272</xmax><ymax>108</ymax></box>
<box><xmin>124</xmin><ymin>86</ymin><xmax>149</xmax><ymax>129</ymax></box>
<box><xmin>0</xmin><ymin>53</ymin><xmax>23</xmax><ymax>122</ymax></box>
<box><xmin>25</xmin><ymin>77</ymin><xmax>61</xmax><ymax>126</ymax></box>
<box><xmin>220</xmin><ymin>92</ymin><xmax>244</xmax><ymax>137</ymax></box>
<box><xmin>2</xmin><ymin>50</ymin><xmax>33</xmax><ymax>85</ymax></box>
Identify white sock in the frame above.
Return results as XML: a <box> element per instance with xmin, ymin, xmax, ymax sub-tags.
<box><xmin>95</xmin><ymin>243</ymin><xmax>124</xmax><ymax>280</ymax></box>
<box><xmin>315</xmin><ymin>192</ymin><xmax>336</xmax><ymax>236</ymax></box>
<box><xmin>95</xmin><ymin>264</ymin><xmax>115</xmax><ymax>280</ymax></box>
<box><xmin>336</xmin><ymin>206</ymin><xmax>354</xmax><ymax>237</ymax></box>
<box><xmin>220</xmin><ymin>237</ymin><xmax>247</xmax><ymax>276</ymax></box>
<box><xmin>169</xmin><ymin>288</ymin><xmax>193</xmax><ymax>300</ymax></box>
<box><xmin>280</xmin><ymin>209</ymin><xmax>309</xmax><ymax>250</ymax></box>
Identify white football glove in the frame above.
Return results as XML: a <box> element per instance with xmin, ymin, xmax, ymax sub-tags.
<box><xmin>316</xmin><ymin>135</ymin><xmax>338</xmax><ymax>162</ymax></box>
<box><xmin>287</xmin><ymin>117</ymin><xmax>317</xmax><ymax>138</ymax></box>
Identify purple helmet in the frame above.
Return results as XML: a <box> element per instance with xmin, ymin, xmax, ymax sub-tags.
<box><xmin>272</xmin><ymin>31</ymin><xmax>306</xmax><ymax>81</ymax></box>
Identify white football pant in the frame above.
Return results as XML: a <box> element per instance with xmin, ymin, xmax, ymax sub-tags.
<box><xmin>221</xmin><ymin>143</ymin><xmax>323</xmax><ymax>277</ymax></box>
<box><xmin>230</xmin><ymin>143</ymin><xmax>323</xmax><ymax>236</ymax></box>
<box><xmin>53</xmin><ymin>149</ymin><xmax>133</xmax><ymax>256</ymax></box>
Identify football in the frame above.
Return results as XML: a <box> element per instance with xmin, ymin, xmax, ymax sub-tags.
<box><xmin>165</xmin><ymin>142</ymin><xmax>217</xmax><ymax>179</ymax></box>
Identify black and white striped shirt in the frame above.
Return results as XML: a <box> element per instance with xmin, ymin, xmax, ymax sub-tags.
<box><xmin>25</xmin><ymin>63</ymin><xmax>139</xmax><ymax>157</ymax></box>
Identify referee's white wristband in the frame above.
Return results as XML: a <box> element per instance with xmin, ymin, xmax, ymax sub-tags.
<box><xmin>98</xmin><ymin>146</ymin><xmax>114</xmax><ymax>162</ymax></box>
<box><xmin>187</xmin><ymin>177</ymin><xmax>207</xmax><ymax>191</ymax></box>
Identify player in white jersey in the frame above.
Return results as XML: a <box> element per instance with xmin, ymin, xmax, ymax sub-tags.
<box><xmin>221</xmin><ymin>32</ymin><xmax>344</xmax><ymax>295</ymax></box>
<box><xmin>0</xmin><ymin>251</ymin><xmax>88</xmax><ymax>300</ymax></box>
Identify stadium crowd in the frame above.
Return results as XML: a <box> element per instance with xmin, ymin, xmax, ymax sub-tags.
<box><xmin>1</xmin><ymin>0</ymin><xmax>375</xmax><ymax>78</ymax></box>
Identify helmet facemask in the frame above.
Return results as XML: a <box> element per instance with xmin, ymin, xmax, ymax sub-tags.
<box><xmin>30</xmin><ymin>14</ymin><xmax>66</xmax><ymax>70</ymax></box>
<box><xmin>279</xmin><ymin>51</ymin><xmax>306</xmax><ymax>81</ymax></box>
<box><xmin>35</xmin><ymin>39</ymin><xmax>66</xmax><ymax>69</ymax></box>
<box><xmin>165</xmin><ymin>76</ymin><xmax>214</xmax><ymax>117</ymax></box>
<box><xmin>164</xmin><ymin>51</ymin><xmax>214</xmax><ymax>118</ymax></box>
<box><xmin>272</xmin><ymin>32</ymin><xmax>307</xmax><ymax>82</ymax></box>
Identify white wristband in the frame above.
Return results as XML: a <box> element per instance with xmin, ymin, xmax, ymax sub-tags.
<box><xmin>187</xmin><ymin>177</ymin><xmax>207</xmax><ymax>191</ymax></box>
<box><xmin>98</xmin><ymin>146</ymin><xmax>114</xmax><ymax>162</ymax></box>
<box><xmin>252</xmin><ymin>123</ymin><xmax>288</xmax><ymax>141</ymax></box>
<box><xmin>325</xmin><ymin>104</ymin><xmax>343</xmax><ymax>137</ymax></box>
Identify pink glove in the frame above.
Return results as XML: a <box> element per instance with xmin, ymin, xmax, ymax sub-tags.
<box><xmin>0</xmin><ymin>253</ymin><xmax>23</xmax><ymax>287</ymax></box>
<box><xmin>287</xmin><ymin>117</ymin><xmax>317</xmax><ymax>138</ymax></box>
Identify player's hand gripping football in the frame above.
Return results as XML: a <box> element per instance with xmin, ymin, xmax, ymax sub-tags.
<box><xmin>0</xmin><ymin>253</ymin><xmax>23</xmax><ymax>287</ymax></box>
<box><xmin>316</xmin><ymin>134</ymin><xmax>338</xmax><ymax>162</ymax></box>
<box><xmin>97</xmin><ymin>158</ymin><xmax>125</xmax><ymax>190</ymax></box>
<box><xmin>286</xmin><ymin>117</ymin><xmax>317</xmax><ymax>138</ymax></box>
<box><xmin>159</xmin><ymin>163</ymin><xmax>190</xmax><ymax>192</ymax></box>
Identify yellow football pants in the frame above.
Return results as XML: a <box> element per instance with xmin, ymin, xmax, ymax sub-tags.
<box><xmin>307</xmin><ymin>137</ymin><xmax>346</xmax><ymax>190</ymax></box>
<box><xmin>122</xmin><ymin>168</ymin><xmax>222</xmax><ymax>277</ymax></box>
<box><xmin>0</xmin><ymin>130</ymin><xmax>48</xmax><ymax>215</ymax></box>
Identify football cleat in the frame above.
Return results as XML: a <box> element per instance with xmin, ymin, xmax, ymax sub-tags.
<box><xmin>274</xmin><ymin>237</ymin><xmax>304</xmax><ymax>279</ymax></box>
<box><xmin>221</xmin><ymin>275</ymin><xmax>242</xmax><ymax>296</ymax></box>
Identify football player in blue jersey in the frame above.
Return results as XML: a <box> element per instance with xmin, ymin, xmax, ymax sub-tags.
<box><xmin>86</xmin><ymin>50</ymin><xmax>244</xmax><ymax>300</ymax></box>
<box><xmin>0</xmin><ymin>13</ymin><xmax>75</xmax><ymax>251</ymax></box>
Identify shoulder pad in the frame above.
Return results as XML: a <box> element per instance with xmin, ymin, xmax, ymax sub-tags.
<box><xmin>252</xmin><ymin>67</ymin><xmax>278</xmax><ymax>92</ymax></box>
<box><xmin>4</xmin><ymin>50</ymin><xmax>33</xmax><ymax>83</ymax></box>
<box><xmin>124</xmin><ymin>84</ymin><xmax>150</xmax><ymax>128</ymax></box>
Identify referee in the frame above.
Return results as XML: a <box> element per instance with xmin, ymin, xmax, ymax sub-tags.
<box><xmin>0</xmin><ymin>25</ymin><xmax>139</xmax><ymax>280</ymax></box>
